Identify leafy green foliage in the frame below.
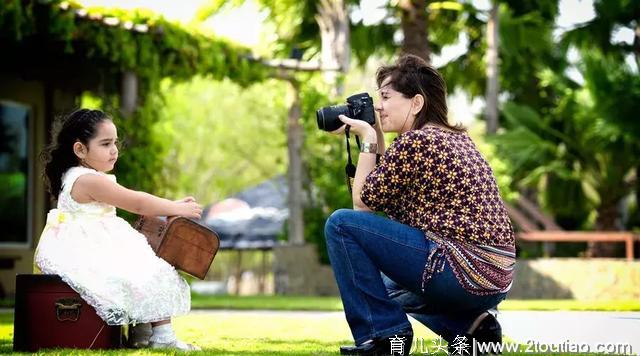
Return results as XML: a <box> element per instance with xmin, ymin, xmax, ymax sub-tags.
<box><xmin>494</xmin><ymin>49</ymin><xmax>640</xmax><ymax>230</ymax></box>
<box><xmin>197</xmin><ymin>0</ymin><xmax>327</xmax><ymax>59</ymax></box>
<box><xmin>440</xmin><ymin>0</ymin><xmax>564</xmax><ymax>105</ymax></box>
<box><xmin>298</xmin><ymin>81</ymin><xmax>352</xmax><ymax>263</ymax></box>
<box><xmin>350</xmin><ymin>21</ymin><xmax>397</xmax><ymax>65</ymax></box>
<box><xmin>0</xmin><ymin>1</ymin><xmax>266</xmax><ymax>87</ymax></box>
<box><xmin>151</xmin><ymin>76</ymin><xmax>289</xmax><ymax>203</ymax></box>
<box><xmin>581</xmin><ymin>53</ymin><xmax>640</xmax><ymax>136</ymax></box>
<box><xmin>558</xmin><ymin>0</ymin><xmax>640</xmax><ymax>233</ymax></box>
<box><xmin>2</xmin><ymin>1</ymin><xmax>274</xmax><ymax>217</ymax></box>
<box><xmin>561</xmin><ymin>0</ymin><xmax>640</xmax><ymax>59</ymax></box>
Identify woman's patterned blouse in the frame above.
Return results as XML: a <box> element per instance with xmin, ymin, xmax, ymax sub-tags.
<box><xmin>361</xmin><ymin>126</ymin><xmax>516</xmax><ymax>295</ymax></box>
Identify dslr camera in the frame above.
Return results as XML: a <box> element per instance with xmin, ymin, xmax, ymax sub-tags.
<box><xmin>316</xmin><ymin>92</ymin><xmax>375</xmax><ymax>131</ymax></box>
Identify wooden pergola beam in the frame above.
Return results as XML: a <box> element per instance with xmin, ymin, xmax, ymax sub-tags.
<box><xmin>248</xmin><ymin>57</ymin><xmax>342</xmax><ymax>73</ymax></box>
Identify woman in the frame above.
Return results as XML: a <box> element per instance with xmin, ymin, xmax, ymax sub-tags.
<box><xmin>325</xmin><ymin>54</ymin><xmax>515</xmax><ymax>355</ymax></box>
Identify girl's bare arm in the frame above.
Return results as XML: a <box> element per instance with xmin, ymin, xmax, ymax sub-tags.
<box><xmin>71</xmin><ymin>174</ymin><xmax>202</xmax><ymax>219</ymax></box>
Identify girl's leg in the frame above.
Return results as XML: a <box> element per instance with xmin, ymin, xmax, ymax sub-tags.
<box><xmin>130</xmin><ymin>323</ymin><xmax>152</xmax><ymax>348</ymax></box>
<box><xmin>151</xmin><ymin>320</ymin><xmax>170</xmax><ymax>327</ymax></box>
<box><xmin>324</xmin><ymin>209</ymin><xmax>436</xmax><ymax>345</ymax></box>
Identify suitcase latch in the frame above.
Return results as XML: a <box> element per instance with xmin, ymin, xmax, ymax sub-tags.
<box><xmin>55</xmin><ymin>298</ymin><xmax>82</xmax><ymax>322</ymax></box>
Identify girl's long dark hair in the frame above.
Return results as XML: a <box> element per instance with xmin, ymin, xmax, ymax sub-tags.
<box><xmin>41</xmin><ymin>109</ymin><xmax>111</xmax><ymax>198</ymax></box>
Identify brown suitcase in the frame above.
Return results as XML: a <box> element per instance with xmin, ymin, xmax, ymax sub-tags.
<box><xmin>13</xmin><ymin>274</ymin><xmax>122</xmax><ymax>352</ymax></box>
<box><xmin>133</xmin><ymin>216</ymin><xmax>220</xmax><ymax>279</ymax></box>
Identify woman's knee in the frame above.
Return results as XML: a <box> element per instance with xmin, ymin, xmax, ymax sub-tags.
<box><xmin>325</xmin><ymin>209</ymin><xmax>354</xmax><ymax>229</ymax></box>
<box><xmin>324</xmin><ymin>209</ymin><xmax>355</xmax><ymax>240</ymax></box>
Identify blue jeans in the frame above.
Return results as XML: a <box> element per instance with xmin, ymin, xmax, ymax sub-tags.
<box><xmin>324</xmin><ymin>209</ymin><xmax>506</xmax><ymax>345</ymax></box>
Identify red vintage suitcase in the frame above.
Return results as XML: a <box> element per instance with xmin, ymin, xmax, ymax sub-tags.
<box><xmin>133</xmin><ymin>216</ymin><xmax>220</xmax><ymax>279</ymax></box>
<box><xmin>13</xmin><ymin>274</ymin><xmax>122</xmax><ymax>352</ymax></box>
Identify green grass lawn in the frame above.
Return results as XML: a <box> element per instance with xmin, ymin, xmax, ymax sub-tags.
<box><xmin>191</xmin><ymin>295</ymin><xmax>640</xmax><ymax>312</ymax></box>
<box><xmin>4</xmin><ymin>295</ymin><xmax>638</xmax><ymax>312</ymax></box>
<box><xmin>0</xmin><ymin>310</ymin><xmax>626</xmax><ymax>355</ymax></box>
<box><xmin>0</xmin><ymin>311</ymin><xmax>440</xmax><ymax>355</ymax></box>
<box><xmin>1</xmin><ymin>292</ymin><xmax>636</xmax><ymax>355</ymax></box>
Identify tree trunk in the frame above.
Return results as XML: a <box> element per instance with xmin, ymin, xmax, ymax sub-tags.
<box><xmin>317</xmin><ymin>0</ymin><xmax>350</xmax><ymax>97</ymax></box>
<box><xmin>399</xmin><ymin>0</ymin><xmax>430</xmax><ymax>63</ymax></box>
<box><xmin>633</xmin><ymin>23</ymin><xmax>639</xmax><ymax>68</ymax></box>
<box><xmin>286</xmin><ymin>80</ymin><xmax>305</xmax><ymax>245</ymax></box>
<box><xmin>634</xmin><ymin>27</ymin><xmax>639</xmax><ymax>236</ymax></box>
<box><xmin>485</xmin><ymin>1</ymin><xmax>499</xmax><ymax>135</ymax></box>
<box><xmin>635</xmin><ymin>26</ymin><xmax>640</xmax><ymax>221</ymax></box>
<box><xmin>120</xmin><ymin>70</ymin><xmax>138</xmax><ymax>118</ymax></box>
<box><xmin>588</xmin><ymin>202</ymin><xmax>620</xmax><ymax>257</ymax></box>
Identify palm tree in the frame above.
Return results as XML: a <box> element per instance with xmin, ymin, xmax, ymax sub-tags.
<box><xmin>560</xmin><ymin>0</ymin><xmax>640</xmax><ymax>254</ymax></box>
<box><xmin>485</xmin><ymin>0</ymin><xmax>499</xmax><ymax>134</ymax></box>
<box><xmin>398</xmin><ymin>0</ymin><xmax>430</xmax><ymax>61</ymax></box>
<box><xmin>494</xmin><ymin>49</ymin><xmax>640</xmax><ymax>256</ymax></box>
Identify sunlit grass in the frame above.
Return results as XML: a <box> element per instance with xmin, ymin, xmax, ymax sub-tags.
<box><xmin>0</xmin><ymin>311</ymin><xmax>442</xmax><ymax>355</ymax></box>
<box><xmin>1</xmin><ymin>292</ymin><xmax>636</xmax><ymax>354</ymax></box>
<box><xmin>0</xmin><ymin>310</ymin><xmax>628</xmax><ymax>355</ymax></box>
<box><xmin>190</xmin><ymin>295</ymin><xmax>344</xmax><ymax>311</ymax></box>
<box><xmin>190</xmin><ymin>295</ymin><xmax>640</xmax><ymax>312</ymax></box>
<box><xmin>499</xmin><ymin>299</ymin><xmax>640</xmax><ymax>311</ymax></box>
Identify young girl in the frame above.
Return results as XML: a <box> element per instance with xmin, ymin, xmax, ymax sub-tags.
<box><xmin>35</xmin><ymin>109</ymin><xmax>203</xmax><ymax>351</ymax></box>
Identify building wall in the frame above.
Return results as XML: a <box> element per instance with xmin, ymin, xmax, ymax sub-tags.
<box><xmin>273</xmin><ymin>244</ymin><xmax>339</xmax><ymax>296</ymax></box>
<box><xmin>509</xmin><ymin>258</ymin><xmax>640</xmax><ymax>300</ymax></box>
<box><xmin>271</xmin><ymin>251</ymin><xmax>639</xmax><ymax>300</ymax></box>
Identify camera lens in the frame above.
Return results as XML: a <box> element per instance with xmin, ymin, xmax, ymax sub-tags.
<box><xmin>316</xmin><ymin>105</ymin><xmax>349</xmax><ymax>131</ymax></box>
<box><xmin>316</xmin><ymin>109</ymin><xmax>327</xmax><ymax>131</ymax></box>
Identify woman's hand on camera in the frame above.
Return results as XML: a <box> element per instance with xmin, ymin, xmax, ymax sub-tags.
<box><xmin>331</xmin><ymin>115</ymin><xmax>377</xmax><ymax>142</ymax></box>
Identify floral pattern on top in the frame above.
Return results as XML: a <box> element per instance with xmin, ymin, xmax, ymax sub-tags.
<box><xmin>361</xmin><ymin>127</ymin><xmax>515</xmax><ymax>295</ymax></box>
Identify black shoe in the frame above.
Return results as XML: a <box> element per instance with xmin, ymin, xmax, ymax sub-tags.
<box><xmin>447</xmin><ymin>311</ymin><xmax>502</xmax><ymax>356</ymax></box>
<box><xmin>340</xmin><ymin>330</ymin><xmax>413</xmax><ymax>355</ymax></box>
<box><xmin>469</xmin><ymin>310</ymin><xmax>502</xmax><ymax>344</ymax></box>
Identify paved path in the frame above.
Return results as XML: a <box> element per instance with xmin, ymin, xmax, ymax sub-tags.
<box><xmin>499</xmin><ymin>311</ymin><xmax>640</xmax><ymax>355</ymax></box>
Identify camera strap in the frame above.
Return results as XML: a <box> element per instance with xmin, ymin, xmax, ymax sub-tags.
<box><xmin>344</xmin><ymin>126</ymin><xmax>360</xmax><ymax>194</ymax></box>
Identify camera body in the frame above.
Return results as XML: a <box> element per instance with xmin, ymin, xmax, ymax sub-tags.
<box><xmin>316</xmin><ymin>92</ymin><xmax>376</xmax><ymax>131</ymax></box>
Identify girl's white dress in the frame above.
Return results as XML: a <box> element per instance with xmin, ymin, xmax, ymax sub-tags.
<box><xmin>35</xmin><ymin>166</ymin><xmax>190</xmax><ymax>325</ymax></box>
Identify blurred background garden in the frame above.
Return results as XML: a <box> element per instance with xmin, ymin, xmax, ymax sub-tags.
<box><xmin>0</xmin><ymin>0</ymin><xmax>639</xmax><ymax>354</ymax></box>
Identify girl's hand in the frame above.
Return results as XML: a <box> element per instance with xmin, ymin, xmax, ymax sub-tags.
<box><xmin>175</xmin><ymin>196</ymin><xmax>196</xmax><ymax>203</ymax></box>
<box><xmin>176</xmin><ymin>200</ymin><xmax>203</xmax><ymax>219</ymax></box>
<box><xmin>330</xmin><ymin>115</ymin><xmax>377</xmax><ymax>142</ymax></box>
